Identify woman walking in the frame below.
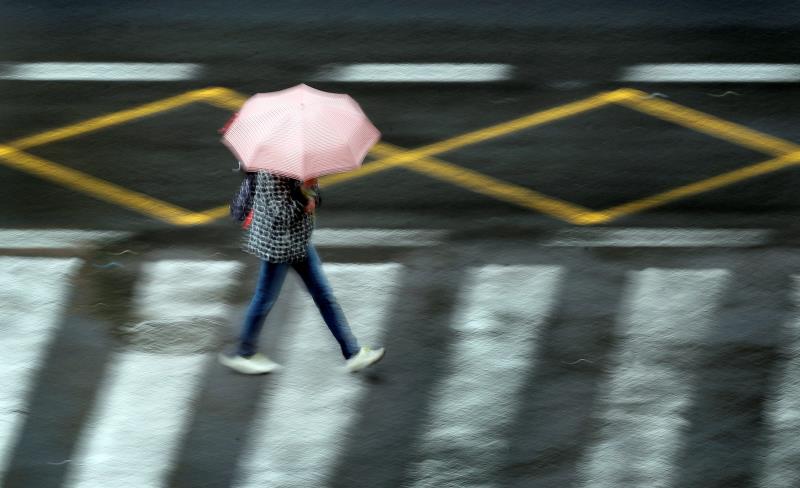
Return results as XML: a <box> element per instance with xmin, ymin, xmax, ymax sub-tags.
<box><xmin>218</xmin><ymin>84</ymin><xmax>383</xmax><ymax>374</ymax></box>
<box><xmin>220</xmin><ymin>171</ymin><xmax>385</xmax><ymax>374</ymax></box>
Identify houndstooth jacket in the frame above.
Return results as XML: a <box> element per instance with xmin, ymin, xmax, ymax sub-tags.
<box><xmin>242</xmin><ymin>171</ymin><xmax>316</xmax><ymax>263</ymax></box>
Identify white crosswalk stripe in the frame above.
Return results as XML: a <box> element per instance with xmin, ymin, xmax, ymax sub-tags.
<box><xmin>64</xmin><ymin>352</ymin><xmax>208</xmax><ymax>488</ymax></box>
<box><xmin>233</xmin><ymin>263</ymin><xmax>403</xmax><ymax>488</ymax></box>
<box><xmin>5</xmin><ymin>255</ymin><xmax>800</xmax><ymax>486</ymax></box>
<box><xmin>0</xmin><ymin>257</ymin><xmax>83</xmax><ymax>480</ymax></box>
<box><xmin>408</xmin><ymin>265</ymin><xmax>564</xmax><ymax>488</ymax></box>
<box><xmin>759</xmin><ymin>275</ymin><xmax>800</xmax><ymax>488</ymax></box>
<box><xmin>63</xmin><ymin>260</ymin><xmax>242</xmax><ymax>488</ymax></box>
<box><xmin>0</xmin><ymin>229</ymin><xmax>130</xmax><ymax>249</ymax></box>
<box><xmin>577</xmin><ymin>268</ymin><xmax>730</xmax><ymax>488</ymax></box>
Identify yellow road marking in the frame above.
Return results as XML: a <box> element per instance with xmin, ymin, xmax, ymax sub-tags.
<box><xmin>197</xmin><ymin>87</ymin><xmax>249</xmax><ymax>110</ymax></box>
<box><xmin>195</xmin><ymin>87</ymin><xmax>800</xmax><ymax>226</ymax></box>
<box><xmin>197</xmin><ymin>89</ymin><xmax>618</xmax><ymax>188</ymax></box>
<box><xmin>4</xmin><ymin>86</ymin><xmax>800</xmax><ymax>227</ymax></box>
<box><xmin>1</xmin><ymin>88</ymin><xmax>619</xmax><ymax>226</ymax></box>
<box><xmin>598</xmin><ymin>88</ymin><xmax>643</xmax><ymax>102</ymax></box>
<box><xmin>7</xmin><ymin>92</ymin><xmax>205</xmax><ymax>150</ymax></box>
<box><xmin>407</xmin><ymin>92</ymin><xmax>616</xmax><ymax>159</ymax></box>
<box><xmin>195</xmin><ymin>205</ymin><xmax>230</xmax><ymax>221</ymax></box>
<box><xmin>617</xmin><ymin>90</ymin><xmax>800</xmax><ymax>156</ymax></box>
<box><xmin>316</xmin><ymin>92</ymin><xmax>623</xmax><ymax>187</ymax></box>
<box><xmin>0</xmin><ymin>146</ymin><xmax>198</xmax><ymax>225</ymax></box>
<box><xmin>204</xmin><ymin>143</ymin><xmax>596</xmax><ymax>225</ymax></box>
<box><xmin>318</xmin><ymin>149</ymin><xmax>412</xmax><ymax>187</ymax></box>
<box><xmin>371</xmin><ymin>143</ymin><xmax>595</xmax><ymax>223</ymax></box>
<box><xmin>197</xmin><ymin>141</ymin><xmax>425</xmax><ymax>221</ymax></box>
<box><xmin>0</xmin><ymin>87</ymin><xmax>249</xmax><ymax>226</ymax></box>
<box><xmin>595</xmin><ymin>151</ymin><xmax>800</xmax><ymax>221</ymax></box>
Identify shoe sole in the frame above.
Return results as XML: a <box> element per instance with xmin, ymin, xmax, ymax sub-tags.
<box><xmin>218</xmin><ymin>354</ymin><xmax>280</xmax><ymax>375</ymax></box>
<box><xmin>348</xmin><ymin>348</ymin><xmax>386</xmax><ymax>373</ymax></box>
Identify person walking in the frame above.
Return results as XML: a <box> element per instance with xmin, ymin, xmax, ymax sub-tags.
<box><xmin>219</xmin><ymin>170</ymin><xmax>385</xmax><ymax>374</ymax></box>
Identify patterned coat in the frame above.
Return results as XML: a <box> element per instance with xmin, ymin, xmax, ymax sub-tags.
<box><xmin>242</xmin><ymin>171</ymin><xmax>316</xmax><ymax>263</ymax></box>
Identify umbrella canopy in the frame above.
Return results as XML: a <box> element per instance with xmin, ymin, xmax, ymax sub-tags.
<box><xmin>222</xmin><ymin>84</ymin><xmax>381</xmax><ymax>180</ymax></box>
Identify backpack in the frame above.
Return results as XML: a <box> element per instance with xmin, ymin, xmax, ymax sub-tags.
<box><xmin>230</xmin><ymin>172</ymin><xmax>256</xmax><ymax>223</ymax></box>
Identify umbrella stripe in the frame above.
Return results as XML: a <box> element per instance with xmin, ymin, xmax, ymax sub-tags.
<box><xmin>222</xmin><ymin>85</ymin><xmax>380</xmax><ymax>179</ymax></box>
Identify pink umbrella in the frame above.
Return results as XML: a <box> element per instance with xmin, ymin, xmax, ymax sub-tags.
<box><xmin>221</xmin><ymin>84</ymin><xmax>381</xmax><ymax>180</ymax></box>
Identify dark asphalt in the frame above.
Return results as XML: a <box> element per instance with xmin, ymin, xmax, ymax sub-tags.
<box><xmin>2</xmin><ymin>83</ymin><xmax>800</xmax><ymax>231</ymax></box>
<box><xmin>1</xmin><ymin>14</ymin><xmax>800</xmax><ymax>231</ymax></box>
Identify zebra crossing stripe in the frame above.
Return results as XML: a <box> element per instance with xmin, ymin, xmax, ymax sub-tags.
<box><xmin>133</xmin><ymin>260</ymin><xmax>243</xmax><ymax>320</ymax></box>
<box><xmin>9</xmin><ymin>256</ymin><xmax>794</xmax><ymax>485</ymax></box>
<box><xmin>578</xmin><ymin>268</ymin><xmax>729</xmax><ymax>488</ymax></box>
<box><xmin>0</xmin><ymin>229</ymin><xmax>130</xmax><ymax>249</ymax></box>
<box><xmin>64</xmin><ymin>352</ymin><xmax>208</xmax><ymax>487</ymax></box>
<box><xmin>0</xmin><ymin>257</ymin><xmax>82</xmax><ymax>479</ymax></box>
<box><xmin>64</xmin><ymin>260</ymin><xmax>242</xmax><ymax>488</ymax></box>
<box><xmin>233</xmin><ymin>263</ymin><xmax>403</xmax><ymax>488</ymax></box>
<box><xmin>408</xmin><ymin>265</ymin><xmax>564</xmax><ymax>487</ymax></box>
<box><xmin>0</xmin><ymin>63</ymin><xmax>202</xmax><ymax>81</ymax></box>
<box><xmin>759</xmin><ymin>275</ymin><xmax>800</xmax><ymax>488</ymax></box>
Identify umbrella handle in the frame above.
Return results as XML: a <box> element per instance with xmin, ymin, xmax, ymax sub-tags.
<box><xmin>219</xmin><ymin>112</ymin><xmax>239</xmax><ymax>134</ymax></box>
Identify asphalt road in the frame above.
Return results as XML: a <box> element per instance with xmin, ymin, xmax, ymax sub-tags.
<box><xmin>2</xmin><ymin>3</ymin><xmax>800</xmax><ymax>488</ymax></box>
<box><xmin>1</xmin><ymin>17</ymin><xmax>800</xmax><ymax>230</ymax></box>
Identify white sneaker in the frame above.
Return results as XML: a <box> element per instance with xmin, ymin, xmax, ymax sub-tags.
<box><xmin>219</xmin><ymin>352</ymin><xmax>282</xmax><ymax>374</ymax></box>
<box><xmin>345</xmin><ymin>346</ymin><xmax>385</xmax><ymax>373</ymax></box>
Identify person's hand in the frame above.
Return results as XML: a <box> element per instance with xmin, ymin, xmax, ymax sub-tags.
<box><xmin>301</xmin><ymin>178</ymin><xmax>319</xmax><ymax>214</ymax></box>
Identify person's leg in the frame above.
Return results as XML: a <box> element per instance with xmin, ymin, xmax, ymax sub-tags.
<box><xmin>292</xmin><ymin>245</ymin><xmax>361</xmax><ymax>359</ymax></box>
<box><xmin>237</xmin><ymin>260</ymin><xmax>290</xmax><ymax>357</ymax></box>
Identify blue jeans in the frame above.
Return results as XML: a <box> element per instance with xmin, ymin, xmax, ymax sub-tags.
<box><xmin>237</xmin><ymin>245</ymin><xmax>360</xmax><ymax>359</ymax></box>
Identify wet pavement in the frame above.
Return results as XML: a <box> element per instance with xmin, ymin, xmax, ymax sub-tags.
<box><xmin>2</xmin><ymin>3</ymin><xmax>800</xmax><ymax>487</ymax></box>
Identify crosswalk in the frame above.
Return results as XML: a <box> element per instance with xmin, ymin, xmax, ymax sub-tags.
<box><xmin>0</xmin><ymin>258</ymin><xmax>83</xmax><ymax>481</ymax></box>
<box><xmin>1</xmin><ymin>256</ymin><xmax>799</xmax><ymax>487</ymax></box>
<box><xmin>64</xmin><ymin>260</ymin><xmax>243</xmax><ymax>488</ymax></box>
<box><xmin>577</xmin><ymin>269</ymin><xmax>729</xmax><ymax>488</ymax></box>
<box><xmin>233</xmin><ymin>264</ymin><xmax>403</xmax><ymax>487</ymax></box>
<box><xmin>760</xmin><ymin>277</ymin><xmax>800</xmax><ymax>488</ymax></box>
<box><xmin>408</xmin><ymin>266</ymin><xmax>563</xmax><ymax>487</ymax></box>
